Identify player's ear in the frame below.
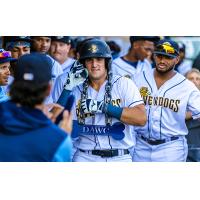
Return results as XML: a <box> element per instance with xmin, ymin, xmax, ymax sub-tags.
<box><xmin>133</xmin><ymin>41</ymin><xmax>139</xmax><ymax>49</ymax></box>
<box><xmin>174</xmin><ymin>55</ymin><xmax>180</xmax><ymax>65</ymax></box>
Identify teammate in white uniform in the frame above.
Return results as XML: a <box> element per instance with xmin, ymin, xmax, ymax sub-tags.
<box><xmin>112</xmin><ymin>36</ymin><xmax>160</xmax><ymax>79</ymax></box>
<box><xmin>132</xmin><ymin>39</ymin><xmax>200</xmax><ymax>162</ymax></box>
<box><xmin>66</xmin><ymin>38</ymin><xmax>146</xmax><ymax>162</ymax></box>
<box><xmin>31</xmin><ymin>36</ymin><xmax>63</xmax><ymax>103</ymax></box>
<box><xmin>50</xmin><ymin>36</ymin><xmax>75</xmax><ymax>74</ymax></box>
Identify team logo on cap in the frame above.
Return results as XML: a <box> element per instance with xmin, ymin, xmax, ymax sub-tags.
<box><xmin>161</xmin><ymin>42</ymin><xmax>175</xmax><ymax>54</ymax></box>
<box><xmin>140</xmin><ymin>87</ymin><xmax>150</xmax><ymax>97</ymax></box>
<box><xmin>88</xmin><ymin>44</ymin><xmax>98</xmax><ymax>53</ymax></box>
<box><xmin>56</xmin><ymin>36</ymin><xmax>64</xmax><ymax>39</ymax></box>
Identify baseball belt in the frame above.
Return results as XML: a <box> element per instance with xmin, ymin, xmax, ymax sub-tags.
<box><xmin>140</xmin><ymin>135</ymin><xmax>179</xmax><ymax>145</ymax></box>
<box><xmin>79</xmin><ymin>149</ymin><xmax>129</xmax><ymax>158</ymax></box>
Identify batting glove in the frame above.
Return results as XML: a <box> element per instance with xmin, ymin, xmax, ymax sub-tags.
<box><xmin>64</xmin><ymin>60</ymin><xmax>88</xmax><ymax>91</ymax></box>
<box><xmin>80</xmin><ymin>99</ymin><xmax>123</xmax><ymax>120</ymax></box>
<box><xmin>80</xmin><ymin>99</ymin><xmax>106</xmax><ymax>114</ymax></box>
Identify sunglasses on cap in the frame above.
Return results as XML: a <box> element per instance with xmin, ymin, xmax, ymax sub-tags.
<box><xmin>0</xmin><ymin>51</ymin><xmax>12</xmax><ymax>59</ymax></box>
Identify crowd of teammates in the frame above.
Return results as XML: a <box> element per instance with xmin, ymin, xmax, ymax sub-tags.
<box><xmin>0</xmin><ymin>36</ymin><xmax>200</xmax><ymax>162</ymax></box>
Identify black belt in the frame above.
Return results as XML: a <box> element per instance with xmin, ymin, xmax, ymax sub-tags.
<box><xmin>140</xmin><ymin>135</ymin><xmax>179</xmax><ymax>145</ymax></box>
<box><xmin>79</xmin><ymin>149</ymin><xmax>129</xmax><ymax>158</ymax></box>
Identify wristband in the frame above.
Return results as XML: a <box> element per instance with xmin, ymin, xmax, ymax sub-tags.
<box><xmin>57</xmin><ymin>89</ymin><xmax>72</xmax><ymax>107</ymax></box>
<box><xmin>104</xmin><ymin>104</ymin><xmax>123</xmax><ymax>120</ymax></box>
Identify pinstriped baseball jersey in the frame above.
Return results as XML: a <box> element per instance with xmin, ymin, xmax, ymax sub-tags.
<box><xmin>61</xmin><ymin>58</ymin><xmax>75</xmax><ymax>74</ymax></box>
<box><xmin>133</xmin><ymin>68</ymin><xmax>200</xmax><ymax>139</ymax></box>
<box><xmin>71</xmin><ymin>75</ymin><xmax>144</xmax><ymax>150</ymax></box>
<box><xmin>112</xmin><ymin>57</ymin><xmax>152</xmax><ymax>79</ymax></box>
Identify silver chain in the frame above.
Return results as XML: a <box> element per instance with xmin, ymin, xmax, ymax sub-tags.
<box><xmin>78</xmin><ymin>67</ymin><xmax>113</xmax><ymax>126</ymax></box>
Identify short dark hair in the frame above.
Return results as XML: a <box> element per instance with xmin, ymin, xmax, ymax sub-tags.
<box><xmin>9</xmin><ymin>81</ymin><xmax>49</xmax><ymax>108</ymax></box>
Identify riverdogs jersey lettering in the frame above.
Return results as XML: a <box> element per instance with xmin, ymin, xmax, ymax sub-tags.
<box><xmin>140</xmin><ymin>87</ymin><xmax>180</xmax><ymax>112</ymax></box>
<box><xmin>134</xmin><ymin>68</ymin><xmax>200</xmax><ymax>139</ymax></box>
<box><xmin>71</xmin><ymin>75</ymin><xmax>144</xmax><ymax>150</ymax></box>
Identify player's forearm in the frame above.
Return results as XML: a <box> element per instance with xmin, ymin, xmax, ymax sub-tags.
<box><xmin>185</xmin><ymin>111</ymin><xmax>192</xmax><ymax>120</ymax></box>
<box><xmin>120</xmin><ymin>105</ymin><xmax>147</xmax><ymax>126</ymax></box>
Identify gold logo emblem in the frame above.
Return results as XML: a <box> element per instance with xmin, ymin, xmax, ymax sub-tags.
<box><xmin>140</xmin><ymin>87</ymin><xmax>150</xmax><ymax>97</ymax></box>
<box><xmin>88</xmin><ymin>44</ymin><xmax>98</xmax><ymax>53</ymax></box>
<box><xmin>162</xmin><ymin>42</ymin><xmax>175</xmax><ymax>54</ymax></box>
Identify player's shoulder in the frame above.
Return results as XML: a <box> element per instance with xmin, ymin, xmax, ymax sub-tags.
<box><xmin>174</xmin><ymin>72</ymin><xmax>198</xmax><ymax>89</ymax></box>
<box><xmin>112</xmin><ymin>56</ymin><xmax>122</xmax><ymax>63</ymax></box>
<box><xmin>46</xmin><ymin>55</ymin><xmax>60</xmax><ymax>66</ymax></box>
<box><xmin>56</xmin><ymin>71</ymin><xmax>68</xmax><ymax>81</ymax></box>
<box><xmin>112</xmin><ymin>74</ymin><xmax>135</xmax><ymax>86</ymax></box>
<box><xmin>112</xmin><ymin>56</ymin><xmax>127</xmax><ymax>66</ymax></box>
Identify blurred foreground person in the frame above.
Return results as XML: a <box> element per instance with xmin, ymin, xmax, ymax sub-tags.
<box><xmin>0</xmin><ymin>53</ymin><xmax>73</xmax><ymax>162</ymax></box>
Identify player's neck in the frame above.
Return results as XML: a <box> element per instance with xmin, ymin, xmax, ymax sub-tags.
<box><xmin>89</xmin><ymin>78</ymin><xmax>106</xmax><ymax>91</ymax></box>
<box><xmin>154</xmin><ymin>69</ymin><xmax>177</xmax><ymax>89</ymax></box>
<box><xmin>124</xmin><ymin>51</ymin><xmax>138</xmax><ymax>62</ymax></box>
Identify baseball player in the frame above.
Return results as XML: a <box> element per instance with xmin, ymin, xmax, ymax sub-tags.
<box><xmin>31</xmin><ymin>36</ymin><xmax>63</xmax><ymax>83</ymax></box>
<box><xmin>59</xmin><ymin>38</ymin><xmax>146</xmax><ymax>162</ymax></box>
<box><xmin>112</xmin><ymin>36</ymin><xmax>160</xmax><ymax>79</ymax></box>
<box><xmin>50</xmin><ymin>36</ymin><xmax>75</xmax><ymax>74</ymax></box>
<box><xmin>0</xmin><ymin>48</ymin><xmax>17</xmax><ymax>103</ymax></box>
<box><xmin>132</xmin><ymin>39</ymin><xmax>200</xmax><ymax>162</ymax></box>
<box><xmin>3</xmin><ymin>36</ymin><xmax>31</xmax><ymax>59</ymax></box>
<box><xmin>31</xmin><ymin>36</ymin><xmax>64</xmax><ymax>104</ymax></box>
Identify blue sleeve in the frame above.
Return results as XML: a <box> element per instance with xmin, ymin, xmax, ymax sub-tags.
<box><xmin>52</xmin><ymin>136</ymin><xmax>72</xmax><ymax>162</ymax></box>
<box><xmin>0</xmin><ymin>87</ymin><xmax>9</xmax><ymax>103</ymax></box>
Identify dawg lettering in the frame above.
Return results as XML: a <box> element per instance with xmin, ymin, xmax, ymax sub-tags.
<box><xmin>139</xmin><ymin>87</ymin><xmax>180</xmax><ymax>112</ymax></box>
<box><xmin>83</xmin><ymin>126</ymin><xmax>110</xmax><ymax>134</ymax></box>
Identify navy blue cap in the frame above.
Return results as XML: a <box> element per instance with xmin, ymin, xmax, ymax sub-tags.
<box><xmin>51</xmin><ymin>36</ymin><xmax>71</xmax><ymax>44</ymax></box>
<box><xmin>154</xmin><ymin>39</ymin><xmax>179</xmax><ymax>58</ymax></box>
<box><xmin>14</xmin><ymin>53</ymin><xmax>52</xmax><ymax>84</ymax></box>
<box><xmin>129</xmin><ymin>36</ymin><xmax>161</xmax><ymax>44</ymax></box>
<box><xmin>4</xmin><ymin>36</ymin><xmax>31</xmax><ymax>44</ymax></box>
<box><xmin>0</xmin><ymin>48</ymin><xmax>17</xmax><ymax>64</ymax></box>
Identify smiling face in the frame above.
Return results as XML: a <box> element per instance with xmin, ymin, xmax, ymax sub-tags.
<box><xmin>85</xmin><ymin>57</ymin><xmax>107</xmax><ymax>82</ymax></box>
<box><xmin>154</xmin><ymin>54</ymin><xmax>179</xmax><ymax>74</ymax></box>
<box><xmin>0</xmin><ymin>62</ymin><xmax>11</xmax><ymax>85</ymax></box>
<box><xmin>50</xmin><ymin>41</ymin><xmax>71</xmax><ymax>64</ymax></box>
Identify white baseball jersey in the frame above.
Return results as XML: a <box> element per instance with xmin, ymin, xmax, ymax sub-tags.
<box><xmin>112</xmin><ymin>57</ymin><xmax>152</xmax><ymax>79</ymax></box>
<box><xmin>45</xmin><ymin>55</ymin><xmax>64</xmax><ymax>104</ymax></box>
<box><xmin>47</xmin><ymin>55</ymin><xmax>63</xmax><ymax>82</ymax></box>
<box><xmin>71</xmin><ymin>75</ymin><xmax>144</xmax><ymax>151</ymax></box>
<box><xmin>134</xmin><ymin>68</ymin><xmax>200</xmax><ymax>139</ymax></box>
<box><xmin>61</xmin><ymin>58</ymin><xmax>75</xmax><ymax>74</ymax></box>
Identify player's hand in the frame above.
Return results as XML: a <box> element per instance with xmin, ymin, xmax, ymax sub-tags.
<box><xmin>48</xmin><ymin>103</ymin><xmax>65</xmax><ymax>123</ymax></box>
<box><xmin>64</xmin><ymin>60</ymin><xmax>88</xmax><ymax>91</ymax></box>
<box><xmin>80</xmin><ymin>99</ymin><xmax>105</xmax><ymax>114</ymax></box>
